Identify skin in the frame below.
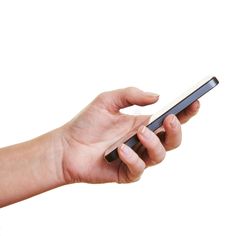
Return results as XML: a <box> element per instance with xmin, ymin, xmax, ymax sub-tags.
<box><xmin>0</xmin><ymin>87</ymin><xmax>200</xmax><ymax>207</ymax></box>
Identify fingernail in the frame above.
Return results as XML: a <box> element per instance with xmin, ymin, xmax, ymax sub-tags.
<box><xmin>120</xmin><ymin>144</ymin><xmax>131</xmax><ymax>156</ymax></box>
<box><xmin>144</xmin><ymin>92</ymin><xmax>159</xmax><ymax>98</ymax></box>
<box><xmin>170</xmin><ymin>116</ymin><xmax>177</xmax><ymax>128</ymax></box>
<box><xmin>138</xmin><ymin>125</ymin><xmax>150</xmax><ymax>139</ymax></box>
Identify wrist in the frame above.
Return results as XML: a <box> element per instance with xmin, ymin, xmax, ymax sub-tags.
<box><xmin>46</xmin><ymin>127</ymin><xmax>68</xmax><ymax>187</ymax></box>
<box><xmin>55</xmin><ymin>123</ymin><xmax>83</xmax><ymax>185</ymax></box>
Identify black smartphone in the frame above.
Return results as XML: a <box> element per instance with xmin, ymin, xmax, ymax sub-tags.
<box><xmin>105</xmin><ymin>76</ymin><xmax>219</xmax><ymax>162</ymax></box>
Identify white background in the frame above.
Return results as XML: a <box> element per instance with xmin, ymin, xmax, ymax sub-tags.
<box><xmin>0</xmin><ymin>1</ymin><xmax>235</xmax><ymax>235</ymax></box>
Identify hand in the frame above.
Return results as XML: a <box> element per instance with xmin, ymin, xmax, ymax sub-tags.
<box><xmin>0</xmin><ymin>87</ymin><xmax>199</xmax><ymax>207</ymax></box>
<box><xmin>59</xmin><ymin>87</ymin><xmax>200</xmax><ymax>184</ymax></box>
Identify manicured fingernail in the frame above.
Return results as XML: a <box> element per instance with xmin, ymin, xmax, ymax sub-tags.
<box><xmin>144</xmin><ymin>92</ymin><xmax>159</xmax><ymax>98</ymax></box>
<box><xmin>170</xmin><ymin>116</ymin><xmax>177</xmax><ymax>128</ymax></box>
<box><xmin>120</xmin><ymin>144</ymin><xmax>131</xmax><ymax>156</ymax></box>
<box><xmin>138</xmin><ymin>125</ymin><xmax>150</xmax><ymax>139</ymax></box>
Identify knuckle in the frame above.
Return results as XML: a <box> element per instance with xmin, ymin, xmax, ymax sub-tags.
<box><xmin>147</xmin><ymin>147</ymin><xmax>166</xmax><ymax>166</ymax></box>
<box><xmin>151</xmin><ymin>134</ymin><xmax>163</xmax><ymax>150</ymax></box>
<box><xmin>150</xmin><ymin>137</ymin><xmax>159</xmax><ymax>149</ymax></box>
<box><xmin>127</xmin><ymin>159</ymin><xmax>145</xmax><ymax>182</ymax></box>
<box><xmin>165</xmin><ymin>139</ymin><xmax>182</xmax><ymax>151</ymax></box>
<box><xmin>126</xmin><ymin>173</ymin><xmax>141</xmax><ymax>183</ymax></box>
<box><xmin>144</xmin><ymin>135</ymin><xmax>167</xmax><ymax>165</ymax></box>
<box><xmin>159</xmin><ymin>150</ymin><xmax>166</xmax><ymax>162</ymax></box>
<box><xmin>96</xmin><ymin>91</ymin><xmax>108</xmax><ymax>101</ymax></box>
<box><xmin>128</xmin><ymin>154</ymin><xmax>140</xmax><ymax>166</ymax></box>
<box><xmin>130</xmin><ymin>176</ymin><xmax>142</xmax><ymax>183</ymax></box>
<box><xmin>155</xmin><ymin>149</ymin><xmax>166</xmax><ymax>164</ymax></box>
<box><xmin>125</xmin><ymin>86</ymin><xmax>139</xmax><ymax>94</ymax></box>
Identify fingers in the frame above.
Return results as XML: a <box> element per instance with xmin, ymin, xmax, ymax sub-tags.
<box><xmin>113</xmin><ymin>96</ymin><xmax>199</xmax><ymax>184</ymax></box>
<box><xmin>177</xmin><ymin>100</ymin><xmax>200</xmax><ymax>124</ymax></box>
<box><xmin>118</xmin><ymin>144</ymin><xmax>146</xmax><ymax>183</ymax></box>
<box><xmin>117</xmin><ymin>126</ymin><xmax>167</xmax><ymax>183</ymax></box>
<box><xmin>117</xmin><ymin>115</ymin><xmax>183</xmax><ymax>182</ymax></box>
<box><xmin>137</xmin><ymin>126</ymin><xmax>166</xmax><ymax>166</ymax></box>
<box><xmin>161</xmin><ymin>115</ymin><xmax>182</xmax><ymax>151</ymax></box>
<box><xmin>95</xmin><ymin>87</ymin><xmax>159</xmax><ymax>112</ymax></box>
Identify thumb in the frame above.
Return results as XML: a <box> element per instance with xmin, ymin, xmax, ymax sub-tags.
<box><xmin>95</xmin><ymin>87</ymin><xmax>159</xmax><ymax>112</ymax></box>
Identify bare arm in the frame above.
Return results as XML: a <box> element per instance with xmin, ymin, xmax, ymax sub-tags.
<box><xmin>0</xmin><ymin>131</ymin><xmax>64</xmax><ymax>206</ymax></box>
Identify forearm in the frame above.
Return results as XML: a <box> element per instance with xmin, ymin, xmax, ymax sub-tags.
<box><xmin>0</xmin><ymin>130</ymin><xmax>65</xmax><ymax>207</ymax></box>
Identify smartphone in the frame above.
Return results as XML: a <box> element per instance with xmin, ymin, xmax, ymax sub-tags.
<box><xmin>105</xmin><ymin>76</ymin><xmax>219</xmax><ymax>162</ymax></box>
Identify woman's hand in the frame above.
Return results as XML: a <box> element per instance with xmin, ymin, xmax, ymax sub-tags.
<box><xmin>59</xmin><ymin>87</ymin><xmax>200</xmax><ymax>184</ymax></box>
